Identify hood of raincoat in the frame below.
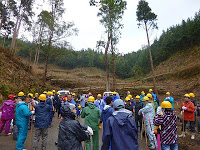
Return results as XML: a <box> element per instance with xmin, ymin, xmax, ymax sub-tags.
<box><xmin>87</xmin><ymin>102</ymin><xmax>96</xmax><ymax>109</ymax></box>
<box><xmin>112</xmin><ymin>109</ymin><xmax>133</xmax><ymax>126</ymax></box>
<box><xmin>61</xmin><ymin>104</ymin><xmax>76</xmax><ymax>120</ymax></box>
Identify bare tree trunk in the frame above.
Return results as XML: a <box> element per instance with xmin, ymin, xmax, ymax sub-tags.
<box><xmin>105</xmin><ymin>33</ymin><xmax>111</xmax><ymax>91</ymax></box>
<box><xmin>145</xmin><ymin>23</ymin><xmax>158</xmax><ymax>95</ymax></box>
<box><xmin>111</xmin><ymin>37</ymin><xmax>116</xmax><ymax>91</ymax></box>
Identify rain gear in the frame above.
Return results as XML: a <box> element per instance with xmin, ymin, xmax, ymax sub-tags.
<box><xmin>46</xmin><ymin>97</ymin><xmax>54</xmax><ymax>126</ymax></box>
<box><xmin>101</xmin><ymin>105</ymin><xmax>114</xmax><ymax>133</ymax></box>
<box><xmin>139</xmin><ymin>102</ymin><xmax>157</xmax><ymax>149</ymax></box>
<box><xmin>0</xmin><ymin>99</ymin><xmax>15</xmax><ymax>134</ymax></box>
<box><xmin>81</xmin><ymin>102</ymin><xmax>101</xmax><ymax>150</ymax></box>
<box><xmin>15</xmin><ymin>102</ymin><xmax>33</xmax><ymax>150</ymax></box>
<box><xmin>151</xmin><ymin>92</ymin><xmax>159</xmax><ymax>105</ymax></box>
<box><xmin>135</xmin><ymin>101</ymin><xmax>144</xmax><ymax>131</ymax></box>
<box><xmin>112</xmin><ymin>95</ymin><xmax>120</xmax><ymax>102</ymax></box>
<box><xmin>58</xmin><ymin>104</ymin><xmax>89</xmax><ymax>150</ymax></box>
<box><xmin>140</xmin><ymin>94</ymin><xmax>145</xmax><ymax>101</ymax></box>
<box><xmin>180</xmin><ymin>100</ymin><xmax>195</xmax><ymax>121</ymax></box>
<box><xmin>34</xmin><ymin>101</ymin><xmax>51</xmax><ymax>128</ymax></box>
<box><xmin>94</xmin><ymin>99</ymin><xmax>106</xmax><ymax>113</ymax></box>
<box><xmin>164</xmin><ymin>96</ymin><xmax>174</xmax><ymax>110</ymax></box>
<box><xmin>101</xmin><ymin>109</ymin><xmax>139</xmax><ymax>150</ymax></box>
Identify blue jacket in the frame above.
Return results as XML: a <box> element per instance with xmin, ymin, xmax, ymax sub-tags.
<box><xmin>101</xmin><ymin>105</ymin><xmax>114</xmax><ymax>131</ymax></box>
<box><xmin>164</xmin><ymin>96</ymin><xmax>174</xmax><ymax>110</ymax></box>
<box><xmin>94</xmin><ymin>99</ymin><xmax>106</xmax><ymax>113</ymax></box>
<box><xmin>65</xmin><ymin>99</ymin><xmax>76</xmax><ymax>105</ymax></box>
<box><xmin>140</xmin><ymin>94</ymin><xmax>145</xmax><ymax>101</ymax></box>
<box><xmin>15</xmin><ymin>102</ymin><xmax>32</xmax><ymax>126</ymax></box>
<box><xmin>151</xmin><ymin>92</ymin><xmax>159</xmax><ymax>105</ymax></box>
<box><xmin>101</xmin><ymin>109</ymin><xmax>139</xmax><ymax>150</ymax></box>
<box><xmin>113</xmin><ymin>95</ymin><xmax>120</xmax><ymax>102</ymax></box>
<box><xmin>34</xmin><ymin>102</ymin><xmax>52</xmax><ymax>128</ymax></box>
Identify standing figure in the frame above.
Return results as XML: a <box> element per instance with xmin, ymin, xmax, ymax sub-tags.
<box><xmin>0</xmin><ymin>94</ymin><xmax>15</xmax><ymax>135</ymax></box>
<box><xmin>138</xmin><ymin>96</ymin><xmax>157</xmax><ymax>149</ymax></box>
<box><xmin>33</xmin><ymin>94</ymin><xmax>51</xmax><ymax>150</ymax></box>
<box><xmin>164</xmin><ymin>92</ymin><xmax>174</xmax><ymax>110</ymax></box>
<box><xmin>81</xmin><ymin>96</ymin><xmax>101</xmax><ymax>150</ymax></box>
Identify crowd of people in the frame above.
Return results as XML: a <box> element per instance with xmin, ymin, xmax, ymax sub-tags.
<box><xmin>0</xmin><ymin>89</ymin><xmax>199</xmax><ymax>150</ymax></box>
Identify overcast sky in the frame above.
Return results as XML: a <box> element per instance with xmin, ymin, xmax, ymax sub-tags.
<box><xmin>60</xmin><ymin>0</ymin><xmax>200</xmax><ymax>54</ymax></box>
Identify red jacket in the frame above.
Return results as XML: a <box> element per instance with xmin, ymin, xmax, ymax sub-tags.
<box><xmin>180</xmin><ymin>100</ymin><xmax>195</xmax><ymax>121</ymax></box>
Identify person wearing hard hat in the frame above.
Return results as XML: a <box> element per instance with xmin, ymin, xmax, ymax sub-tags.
<box><xmin>125</xmin><ymin>97</ymin><xmax>133</xmax><ymax>112</ymax></box>
<box><xmin>53</xmin><ymin>91</ymin><xmax>59</xmax><ymax>112</ymax></box>
<box><xmin>58</xmin><ymin>103</ymin><xmax>91</xmax><ymax>150</ymax></box>
<box><xmin>112</xmin><ymin>91</ymin><xmax>119</xmax><ymax>102</ymax></box>
<box><xmin>138</xmin><ymin>96</ymin><xmax>157</xmax><ymax>149</ymax></box>
<box><xmin>34</xmin><ymin>93</ymin><xmax>39</xmax><ymax>102</ymax></box>
<box><xmin>149</xmin><ymin>89</ymin><xmax>160</xmax><ymax>105</ymax></box>
<box><xmin>128</xmin><ymin>94</ymin><xmax>135</xmax><ymax>107</ymax></box>
<box><xmin>101</xmin><ymin>99</ymin><xmax>139</xmax><ymax>150</ymax></box>
<box><xmin>81</xmin><ymin>96</ymin><xmax>101</xmax><ymax>150</ymax></box>
<box><xmin>164</xmin><ymin>92</ymin><xmax>174</xmax><ymax>110</ymax></box>
<box><xmin>146</xmin><ymin>93</ymin><xmax>158</xmax><ymax>114</ymax></box>
<box><xmin>0</xmin><ymin>94</ymin><xmax>15</xmax><ymax>135</ymax></box>
<box><xmin>179</xmin><ymin>94</ymin><xmax>195</xmax><ymax>139</ymax></box>
<box><xmin>134</xmin><ymin>95</ymin><xmax>144</xmax><ymax>132</ymax></box>
<box><xmin>154</xmin><ymin>101</ymin><xmax>178</xmax><ymax>150</ymax></box>
<box><xmin>65</xmin><ymin>94</ymin><xmax>76</xmax><ymax>105</ymax></box>
<box><xmin>101</xmin><ymin>96</ymin><xmax>114</xmax><ymax>141</ymax></box>
<box><xmin>16</xmin><ymin>91</ymin><xmax>25</xmax><ymax>104</ymax></box>
<box><xmin>15</xmin><ymin>95</ymin><xmax>35</xmax><ymax>150</ymax></box>
<box><xmin>46</xmin><ymin>92</ymin><xmax>54</xmax><ymax>126</ymax></box>
<box><xmin>94</xmin><ymin>94</ymin><xmax>105</xmax><ymax>129</ymax></box>
<box><xmin>127</xmin><ymin>91</ymin><xmax>131</xmax><ymax>97</ymax></box>
<box><xmin>140</xmin><ymin>91</ymin><xmax>145</xmax><ymax>101</ymax></box>
<box><xmin>33</xmin><ymin>94</ymin><xmax>51</xmax><ymax>150</ymax></box>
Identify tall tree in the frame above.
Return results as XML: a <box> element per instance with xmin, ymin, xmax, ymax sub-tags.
<box><xmin>10</xmin><ymin>0</ymin><xmax>34</xmax><ymax>54</ymax></box>
<box><xmin>136</xmin><ymin>0</ymin><xmax>158</xmax><ymax>95</ymax></box>
<box><xmin>90</xmin><ymin>0</ymin><xmax>127</xmax><ymax>91</ymax></box>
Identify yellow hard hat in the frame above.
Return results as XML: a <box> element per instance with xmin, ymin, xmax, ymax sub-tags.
<box><xmin>56</xmin><ymin>92</ymin><xmax>59</xmax><ymax>95</ymax></box>
<box><xmin>72</xmin><ymin>93</ymin><xmax>76</xmax><ymax>96</ymax></box>
<box><xmin>142</xmin><ymin>96</ymin><xmax>149</xmax><ymax>101</ymax></box>
<box><xmin>18</xmin><ymin>92</ymin><xmax>24</xmax><ymax>97</ymax></box>
<box><xmin>184</xmin><ymin>94</ymin><xmax>190</xmax><ymax>98</ymax></box>
<box><xmin>128</xmin><ymin>95</ymin><xmax>132</xmax><ymax>99</ymax></box>
<box><xmin>88</xmin><ymin>96</ymin><xmax>95</xmax><ymax>102</ymax></box>
<box><xmin>52</xmin><ymin>90</ymin><xmax>56</xmax><ymax>93</ymax></box>
<box><xmin>146</xmin><ymin>93</ymin><xmax>153</xmax><ymax>98</ymax></box>
<box><xmin>97</xmin><ymin>94</ymin><xmax>102</xmax><ymax>97</ymax></box>
<box><xmin>43</xmin><ymin>91</ymin><xmax>47</xmax><ymax>94</ymax></box>
<box><xmin>189</xmin><ymin>93</ymin><xmax>195</xmax><ymax>97</ymax></box>
<box><xmin>125</xmin><ymin>97</ymin><xmax>130</xmax><ymax>101</ymax></box>
<box><xmin>113</xmin><ymin>91</ymin><xmax>117</xmax><ymax>95</ymax></box>
<box><xmin>39</xmin><ymin>94</ymin><xmax>46</xmax><ymax>101</ymax></box>
<box><xmin>35</xmin><ymin>93</ymin><xmax>39</xmax><ymax>96</ymax></box>
<box><xmin>166</xmin><ymin>92</ymin><xmax>170</xmax><ymax>95</ymax></box>
<box><xmin>78</xmin><ymin>105</ymin><xmax>82</xmax><ymax>109</ymax></box>
<box><xmin>88</xmin><ymin>92</ymin><xmax>92</xmax><ymax>95</ymax></box>
<box><xmin>141</xmin><ymin>91</ymin><xmax>145</xmax><ymax>94</ymax></box>
<box><xmin>28</xmin><ymin>93</ymin><xmax>33</xmax><ymax>98</ymax></box>
<box><xmin>161</xmin><ymin>101</ymin><xmax>172</xmax><ymax>109</ymax></box>
<box><xmin>135</xmin><ymin>95</ymin><xmax>140</xmax><ymax>99</ymax></box>
<box><xmin>149</xmin><ymin>89</ymin><xmax>153</xmax><ymax>92</ymax></box>
<box><xmin>127</xmin><ymin>91</ymin><xmax>130</xmax><ymax>93</ymax></box>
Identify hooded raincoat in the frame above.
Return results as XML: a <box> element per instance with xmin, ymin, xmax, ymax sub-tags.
<box><xmin>58</xmin><ymin>104</ymin><xmax>89</xmax><ymax>150</ymax></box>
<box><xmin>101</xmin><ymin>109</ymin><xmax>139</xmax><ymax>150</ymax></box>
<box><xmin>15</xmin><ymin>102</ymin><xmax>33</xmax><ymax>150</ymax></box>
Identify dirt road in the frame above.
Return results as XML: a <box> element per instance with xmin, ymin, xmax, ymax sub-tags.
<box><xmin>0</xmin><ymin>114</ymin><xmax>146</xmax><ymax>150</ymax></box>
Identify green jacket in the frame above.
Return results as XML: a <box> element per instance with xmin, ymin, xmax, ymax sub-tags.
<box><xmin>81</xmin><ymin>102</ymin><xmax>101</xmax><ymax>131</ymax></box>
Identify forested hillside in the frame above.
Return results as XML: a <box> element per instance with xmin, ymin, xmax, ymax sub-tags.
<box><xmin>1</xmin><ymin>11</ymin><xmax>200</xmax><ymax>79</ymax></box>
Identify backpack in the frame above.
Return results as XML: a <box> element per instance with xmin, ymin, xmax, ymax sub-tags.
<box><xmin>1</xmin><ymin>101</ymin><xmax>15</xmax><ymax>120</ymax></box>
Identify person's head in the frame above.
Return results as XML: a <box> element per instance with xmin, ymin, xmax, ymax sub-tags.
<box><xmin>39</xmin><ymin>94</ymin><xmax>46</xmax><ymax>102</ymax></box>
<box><xmin>142</xmin><ymin>96</ymin><xmax>149</xmax><ymax>105</ymax></box>
<box><xmin>184</xmin><ymin>94</ymin><xmax>190</xmax><ymax>101</ymax></box>
<box><xmin>113</xmin><ymin>92</ymin><xmax>117</xmax><ymax>96</ymax></box>
<box><xmin>68</xmin><ymin>103</ymin><xmax>77</xmax><ymax>114</ymax></box>
<box><xmin>35</xmin><ymin>93</ymin><xmax>39</xmax><ymax>98</ymax></box>
<box><xmin>109</xmin><ymin>93</ymin><xmax>113</xmax><ymax>96</ymax></box>
<box><xmin>166</xmin><ymin>92</ymin><xmax>170</xmax><ymax>97</ymax></box>
<box><xmin>189</xmin><ymin>93</ymin><xmax>195</xmax><ymax>100</ymax></box>
<box><xmin>8</xmin><ymin>94</ymin><xmax>15</xmax><ymax>100</ymax></box>
<box><xmin>146</xmin><ymin>93</ymin><xmax>153</xmax><ymax>100</ymax></box>
<box><xmin>125</xmin><ymin>97</ymin><xmax>131</xmax><ymax>105</ymax></box>
<box><xmin>18</xmin><ymin>91</ymin><xmax>24</xmax><ymax>98</ymax></box>
<box><xmin>97</xmin><ymin>94</ymin><xmax>101</xmax><ymax>100</ymax></box>
<box><xmin>141</xmin><ymin>91</ymin><xmax>145</xmax><ymax>95</ymax></box>
<box><xmin>149</xmin><ymin>89</ymin><xmax>153</xmax><ymax>93</ymax></box>
<box><xmin>88</xmin><ymin>96</ymin><xmax>95</xmax><ymax>103</ymax></box>
<box><xmin>128</xmin><ymin>95</ymin><xmax>132</xmax><ymax>99</ymax></box>
<box><xmin>43</xmin><ymin>91</ymin><xmax>47</xmax><ymax>95</ymax></box>
<box><xmin>67</xmin><ymin>94</ymin><xmax>72</xmax><ymax>102</ymax></box>
<box><xmin>24</xmin><ymin>95</ymin><xmax>32</xmax><ymax>103</ymax></box>
<box><xmin>105</xmin><ymin>96</ymin><xmax>113</xmax><ymax>106</ymax></box>
<box><xmin>113</xmin><ymin>99</ymin><xmax>124</xmax><ymax>111</ymax></box>
<box><xmin>161</xmin><ymin>101</ymin><xmax>172</xmax><ymax>112</ymax></box>
<box><xmin>52</xmin><ymin>90</ymin><xmax>56</xmax><ymax>94</ymax></box>
<box><xmin>135</xmin><ymin>95</ymin><xmax>140</xmax><ymax>102</ymax></box>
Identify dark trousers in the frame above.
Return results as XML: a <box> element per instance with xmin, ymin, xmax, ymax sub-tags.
<box><xmin>135</xmin><ymin>116</ymin><xmax>143</xmax><ymax>132</ymax></box>
<box><xmin>181</xmin><ymin>120</ymin><xmax>195</xmax><ymax>132</ymax></box>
